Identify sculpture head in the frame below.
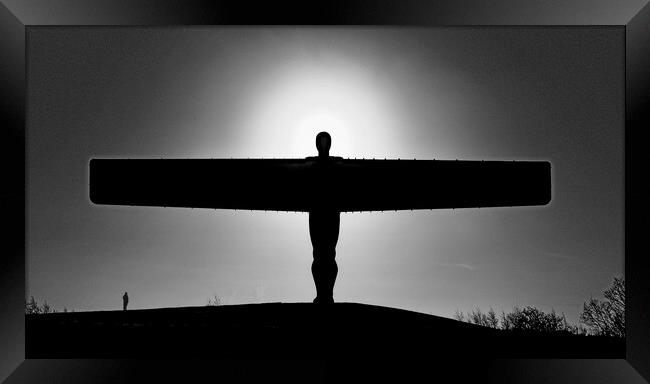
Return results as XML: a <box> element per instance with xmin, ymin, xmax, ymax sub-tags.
<box><xmin>316</xmin><ymin>131</ymin><xmax>331</xmax><ymax>158</ymax></box>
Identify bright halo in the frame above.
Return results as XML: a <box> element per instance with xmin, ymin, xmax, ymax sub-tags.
<box><xmin>239</xmin><ymin>56</ymin><xmax>399</xmax><ymax>159</ymax></box>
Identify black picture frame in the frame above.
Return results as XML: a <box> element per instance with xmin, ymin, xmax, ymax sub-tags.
<box><xmin>2</xmin><ymin>1</ymin><xmax>649</xmax><ymax>382</ymax></box>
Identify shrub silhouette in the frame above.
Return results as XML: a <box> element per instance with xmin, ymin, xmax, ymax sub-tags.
<box><xmin>25</xmin><ymin>296</ymin><xmax>39</xmax><ymax>314</ymax></box>
<box><xmin>206</xmin><ymin>294</ymin><xmax>223</xmax><ymax>306</ymax></box>
<box><xmin>25</xmin><ymin>296</ymin><xmax>56</xmax><ymax>314</ymax></box>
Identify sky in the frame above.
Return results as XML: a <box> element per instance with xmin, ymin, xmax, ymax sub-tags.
<box><xmin>27</xmin><ymin>27</ymin><xmax>623</xmax><ymax>323</ymax></box>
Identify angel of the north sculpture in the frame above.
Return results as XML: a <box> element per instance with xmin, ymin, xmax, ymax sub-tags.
<box><xmin>89</xmin><ymin>132</ymin><xmax>551</xmax><ymax>304</ymax></box>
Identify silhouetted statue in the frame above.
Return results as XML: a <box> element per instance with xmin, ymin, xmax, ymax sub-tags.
<box><xmin>309</xmin><ymin>210</ymin><xmax>339</xmax><ymax>304</ymax></box>
<box><xmin>90</xmin><ymin>131</ymin><xmax>551</xmax><ymax>304</ymax></box>
<box><xmin>123</xmin><ymin>292</ymin><xmax>129</xmax><ymax>311</ymax></box>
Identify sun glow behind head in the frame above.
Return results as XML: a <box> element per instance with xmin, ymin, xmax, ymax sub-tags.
<box><xmin>240</xmin><ymin>54</ymin><xmax>401</xmax><ymax>159</ymax></box>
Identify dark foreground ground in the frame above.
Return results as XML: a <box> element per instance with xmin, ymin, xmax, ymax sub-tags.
<box><xmin>26</xmin><ymin>302</ymin><xmax>623</xmax><ymax>358</ymax></box>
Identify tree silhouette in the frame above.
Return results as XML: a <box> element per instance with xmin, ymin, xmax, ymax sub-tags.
<box><xmin>455</xmin><ymin>306</ymin><xmax>581</xmax><ymax>334</ymax></box>
<box><xmin>457</xmin><ymin>307</ymin><xmax>500</xmax><ymax>328</ymax></box>
<box><xmin>579</xmin><ymin>276</ymin><xmax>625</xmax><ymax>337</ymax></box>
<box><xmin>454</xmin><ymin>276</ymin><xmax>624</xmax><ymax>336</ymax></box>
<box><xmin>486</xmin><ymin>308</ymin><xmax>499</xmax><ymax>329</ymax></box>
<box><xmin>500</xmin><ymin>306</ymin><xmax>571</xmax><ymax>333</ymax></box>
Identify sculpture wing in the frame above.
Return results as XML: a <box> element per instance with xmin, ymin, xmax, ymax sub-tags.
<box><xmin>333</xmin><ymin>159</ymin><xmax>551</xmax><ymax>211</ymax></box>
<box><xmin>89</xmin><ymin>158</ymin><xmax>551</xmax><ymax>212</ymax></box>
<box><xmin>89</xmin><ymin>158</ymin><xmax>316</xmax><ymax>211</ymax></box>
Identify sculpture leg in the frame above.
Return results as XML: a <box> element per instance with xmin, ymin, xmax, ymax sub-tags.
<box><xmin>309</xmin><ymin>211</ymin><xmax>340</xmax><ymax>304</ymax></box>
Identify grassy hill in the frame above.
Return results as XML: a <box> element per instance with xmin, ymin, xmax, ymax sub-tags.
<box><xmin>26</xmin><ymin>302</ymin><xmax>624</xmax><ymax>358</ymax></box>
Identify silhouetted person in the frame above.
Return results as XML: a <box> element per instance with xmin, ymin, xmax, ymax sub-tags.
<box><xmin>123</xmin><ymin>292</ymin><xmax>129</xmax><ymax>311</ymax></box>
